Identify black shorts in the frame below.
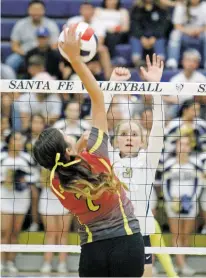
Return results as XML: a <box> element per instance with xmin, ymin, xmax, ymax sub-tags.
<box><xmin>79</xmin><ymin>233</ymin><xmax>145</xmax><ymax>277</ymax></box>
<box><xmin>143</xmin><ymin>235</ymin><xmax>152</xmax><ymax>265</ymax></box>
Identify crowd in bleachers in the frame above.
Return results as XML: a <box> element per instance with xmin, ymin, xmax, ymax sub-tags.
<box><xmin>1</xmin><ymin>0</ymin><xmax>206</xmax><ymax>275</ymax></box>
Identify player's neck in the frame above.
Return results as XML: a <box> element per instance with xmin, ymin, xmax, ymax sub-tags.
<box><xmin>120</xmin><ymin>151</ymin><xmax>138</xmax><ymax>158</ymax></box>
<box><xmin>8</xmin><ymin>150</ymin><xmax>19</xmax><ymax>157</ymax></box>
<box><xmin>177</xmin><ymin>153</ymin><xmax>189</xmax><ymax>164</ymax></box>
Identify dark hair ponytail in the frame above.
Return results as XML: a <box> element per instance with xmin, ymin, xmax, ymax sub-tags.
<box><xmin>33</xmin><ymin>128</ymin><xmax>127</xmax><ymax>199</ymax></box>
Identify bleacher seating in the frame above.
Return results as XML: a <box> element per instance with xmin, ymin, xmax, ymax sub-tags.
<box><xmin>1</xmin><ymin>0</ymin><xmax>205</xmax><ymax>74</ymax></box>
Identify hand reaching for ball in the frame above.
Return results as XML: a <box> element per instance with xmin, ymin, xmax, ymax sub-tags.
<box><xmin>59</xmin><ymin>25</ymin><xmax>82</xmax><ymax>64</ymax></box>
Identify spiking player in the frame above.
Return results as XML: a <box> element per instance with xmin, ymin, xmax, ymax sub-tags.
<box><xmin>33</xmin><ymin>25</ymin><xmax>145</xmax><ymax>277</ymax></box>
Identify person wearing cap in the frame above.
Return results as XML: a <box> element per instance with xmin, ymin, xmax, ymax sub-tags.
<box><xmin>5</xmin><ymin>0</ymin><xmax>59</xmax><ymax>73</ymax></box>
<box><xmin>25</xmin><ymin>27</ymin><xmax>61</xmax><ymax>79</ymax></box>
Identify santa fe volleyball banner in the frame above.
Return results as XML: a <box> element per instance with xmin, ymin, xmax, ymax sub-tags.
<box><xmin>1</xmin><ymin>79</ymin><xmax>206</xmax><ymax>95</ymax></box>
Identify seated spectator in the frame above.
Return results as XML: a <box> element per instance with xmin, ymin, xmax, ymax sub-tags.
<box><xmin>166</xmin><ymin>0</ymin><xmax>206</xmax><ymax>69</ymax></box>
<box><xmin>130</xmin><ymin>0</ymin><xmax>169</xmax><ymax>66</ymax></box>
<box><xmin>163</xmin><ymin>49</ymin><xmax>206</xmax><ymax>119</ymax></box>
<box><xmin>1</xmin><ymin>132</ymin><xmax>39</xmax><ymax>274</ymax></box>
<box><xmin>53</xmin><ymin>101</ymin><xmax>90</xmax><ymax>140</ymax></box>
<box><xmin>18</xmin><ymin>57</ymin><xmax>61</xmax><ymax>128</ymax></box>
<box><xmin>67</xmin><ymin>1</ymin><xmax>112</xmax><ymax>80</ymax></box>
<box><xmin>26</xmin><ymin>27</ymin><xmax>61</xmax><ymax>79</ymax></box>
<box><xmin>39</xmin><ymin>168</ymin><xmax>73</xmax><ymax>274</ymax></box>
<box><xmin>1</xmin><ymin>63</ymin><xmax>16</xmax><ymax>79</ymax></box>
<box><xmin>94</xmin><ymin>0</ymin><xmax>130</xmax><ymax>58</ymax></box>
<box><xmin>156</xmin><ymin>136</ymin><xmax>204</xmax><ymax>276</ymax></box>
<box><xmin>5</xmin><ymin>0</ymin><xmax>59</xmax><ymax>72</ymax></box>
<box><xmin>164</xmin><ymin>99</ymin><xmax>206</xmax><ymax>154</ymax></box>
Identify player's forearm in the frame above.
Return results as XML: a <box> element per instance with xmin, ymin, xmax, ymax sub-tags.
<box><xmin>147</xmin><ymin>95</ymin><xmax>165</xmax><ymax>171</ymax></box>
<box><xmin>71</xmin><ymin>59</ymin><xmax>104</xmax><ymax>104</ymax></box>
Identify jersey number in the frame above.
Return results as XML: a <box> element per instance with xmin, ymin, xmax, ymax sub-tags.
<box><xmin>123</xmin><ymin>167</ymin><xmax>133</xmax><ymax>178</ymax></box>
<box><xmin>75</xmin><ymin>192</ymin><xmax>100</xmax><ymax>212</ymax></box>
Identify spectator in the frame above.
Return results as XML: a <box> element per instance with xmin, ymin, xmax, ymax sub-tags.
<box><xmin>53</xmin><ymin>101</ymin><xmax>90</xmax><ymax>140</ymax></box>
<box><xmin>166</xmin><ymin>0</ymin><xmax>206</xmax><ymax>69</ymax></box>
<box><xmin>199</xmin><ymin>152</ymin><xmax>206</xmax><ymax>234</ymax></box>
<box><xmin>1</xmin><ymin>116</ymin><xmax>11</xmax><ymax>151</ymax></box>
<box><xmin>24</xmin><ymin>114</ymin><xmax>46</xmax><ymax>232</ymax></box>
<box><xmin>18</xmin><ymin>57</ymin><xmax>61</xmax><ymax>129</ymax></box>
<box><xmin>1</xmin><ymin>63</ymin><xmax>16</xmax><ymax>79</ymax></box>
<box><xmin>156</xmin><ymin>136</ymin><xmax>204</xmax><ymax>276</ymax></box>
<box><xmin>95</xmin><ymin>0</ymin><xmax>130</xmax><ymax>58</ymax></box>
<box><xmin>67</xmin><ymin>1</ymin><xmax>112</xmax><ymax>80</ymax></box>
<box><xmin>164</xmin><ymin>99</ymin><xmax>206</xmax><ymax>154</ymax></box>
<box><xmin>26</xmin><ymin>27</ymin><xmax>61</xmax><ymax>79</ymax></box>
<box><xmin>130</xmin><ymin>0</ymin><xmax>169</xmax><ymax>66</ymax></box>
<box><xmin>1</xmin><ymin>93</ymin><xmax>22</xmax><ymax>132</ymax></box>
<box><xmin>163</xmin><ymin>49</ymin><xmax>206</xmax><ymax>119</ymax></box>
<box><xmin>1</xmin><ymin>132</ymin><xmax>38</xmax><ymax>274</ymax></box>
<box><xmin>39</xmin><ymin>168</ymin><xmax>73</xmax><ymax>274</ymax></box>
<box><xmin>5</xmin><ymin>0</ymin><xmax>59</xmax><ymax>72</ymax></box>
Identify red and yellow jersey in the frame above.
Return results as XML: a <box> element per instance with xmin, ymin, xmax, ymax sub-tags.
<box><xmin>51</xmin><ymin>128</ymin><xmax>140</xmax><ymax>245</ymax></box>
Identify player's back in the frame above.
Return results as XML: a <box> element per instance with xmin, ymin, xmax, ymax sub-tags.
<box><xmin>51</xmin><ymin>128</ymin><xmax>140</xmax><ymax>245</ymax></box>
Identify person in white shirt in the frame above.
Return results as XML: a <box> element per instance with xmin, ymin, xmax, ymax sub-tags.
<box><xmin>166</xmin><ymin>0</ymin><xmax>206</xmax><ymax>69</ymax></box>
<box><xmin>1</xmin><ymin>132</ymin><xmax>39</xmax><ymax>274</ymax></box>
<box><xmin>5</xmin><ymin>0</ymin><xmax>59</xmax><ymax>72</ymax></box>
<box><xmin>94</xmin><ymin>0</ymin><xmax>130</xmax><ymax>58</ymax></box>
<box><xmin>105</xmin><ymin>55</ymin><xmax>164</xmax><ymax>277</ymax></box>
<box><xmin>156</xmin><ymin>136</ymin><xmax>204</xmax><ymax>276</ymax></box>
<box><xmin>164</xmin><ymin>49</ymin><xmax>206</xmax><ymax>119</ymax></box>
<box><xmin>76</xmin><ymin>58</ymin><xmax>178</xmax><ymax>277</ymax></box>
<box><xmin>67</xmin><ymin>1</ymin><xmax>112</xmax><ymax>80</ymax></box>
<box><xmin>53</xmin><ymin>101</ymin><xmax>90</xmax><ymax>140</ymax></box>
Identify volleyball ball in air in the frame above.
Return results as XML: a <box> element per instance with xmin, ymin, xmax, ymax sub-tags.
<box><xmin>58</xmin><ymin>22</ymin><xmax>98</xmax><ymax>63</ymax></box>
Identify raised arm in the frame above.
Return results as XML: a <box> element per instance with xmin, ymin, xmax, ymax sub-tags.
<box><xmin>140</xmin><ymin>54</ymin><xmax>165</xmax><ymax>177</ymax></box>
<box><xmin>59</xmin><ymin>25</ymin><xmax>107</xmax><ymax>133</ymax></box>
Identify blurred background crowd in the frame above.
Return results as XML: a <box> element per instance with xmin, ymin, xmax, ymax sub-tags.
<box><xmin>1</xmin><ymin>0</ymin><xmax>206</xmax><ymax>275</ymax></box>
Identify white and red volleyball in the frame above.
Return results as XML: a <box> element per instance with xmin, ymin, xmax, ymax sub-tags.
<box><xmin>58</xmin><ymin>22</ymin><xmax>98</xmax><ymax>63</ymax></box>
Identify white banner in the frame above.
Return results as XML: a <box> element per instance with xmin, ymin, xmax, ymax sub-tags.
<box><xmin>0</xmin><ymin>79</ymin><xmax>206</xmax><ymax>95</ymax></box>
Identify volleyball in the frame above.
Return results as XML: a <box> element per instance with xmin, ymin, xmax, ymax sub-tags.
<box><xmin>58</xmin><ymin>22</ymin><xmax>98</xmax><ymax>63</ymax></box>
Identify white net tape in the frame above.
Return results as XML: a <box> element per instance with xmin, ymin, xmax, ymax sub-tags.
<box><xmin>1</xmin><ymin>245</ymin><xmax>206</xmax><ymax>255</ymax></box>
<box><xmin>1</xmin><ymin>79</ymin><xmax>206</xmax><ymax>95</ymax></box>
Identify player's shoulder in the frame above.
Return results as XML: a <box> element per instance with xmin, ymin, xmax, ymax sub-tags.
<box><xmin>190</xmin><ymin>155</ymin><xmax>205</xmax><ymax>170</ymax></box>
<box><xmin>165</xmin><ymin>118</ymin><xmax>181</xmax><ymax>132</ymax></box>
<box><xmin>19</xmin><ymin>151</ymin><xmax>35</xmax><ymax>165</ymax></box>
<box><xmin>1</xmin><ymin>152</ymin><xmax>9</xmax><ymax>162</ymax></box>
<box><xmin>163</xmin><ymin>156</ymin><xmax>177</xmax><ymax>170</ymax></box>
<box><xmin>14</xmin><ymin>17</ymin><xmax>30</xmax><ymax>28</ymax></box>
<box><xmin>196</xmin><ymin>118</ymin><xmax>206</xmax><ymax>128</ymax></box>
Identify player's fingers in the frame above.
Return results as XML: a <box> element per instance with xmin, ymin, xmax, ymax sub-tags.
<box><xmin>140</xmin><ymin>66</ymin><xmax>147</xmax><ymax>76</ymax></box>
<box><xmin>146</xmin><ymin>55</ymin><xmax>151</xmax><ymax>69</ymax></box>
<box><xmin>152</xmin><ymin>53</ymin><xmax>157</xmax><ymax>66</ymax></box>
<box><xmin>160</xmin><ymin>60</ymin><xmax>164</xmax><ymax>70</ymax></box>
<box><xmin>157</xmin><ymin>55</ymin><xmax>161</xmax><ymax>68</ymax></box>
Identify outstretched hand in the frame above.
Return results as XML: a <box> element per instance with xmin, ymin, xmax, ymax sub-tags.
<box><xmin>110</xmin><ymin>67</ymin><xmax>131</xmax><ymax>81</ymax></box>
<box><xmin>140</xmin><ymin>54</ymin><xmax>164</xmax><ymax>82</ymax></box>
<box><xmin>59</xmin><ymin>25</ymin><xmax>81</xmax><ymax>63</ymax></box>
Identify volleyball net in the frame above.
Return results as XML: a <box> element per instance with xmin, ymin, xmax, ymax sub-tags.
<box><xmin>1</xmin><ymin>78</ymin><xmax>206</xmax><ymax>259</ymax></box>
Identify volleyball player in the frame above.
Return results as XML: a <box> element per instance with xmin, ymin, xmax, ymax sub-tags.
<box><xmin>33</xmin><ymin>25</ymin><xmax>144</xmax><ymax>277</ymax></box>
<box><xmin>77</xmin><ymin>58</ymin><xmax>178</xmax><ymax>277</ymax></box>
